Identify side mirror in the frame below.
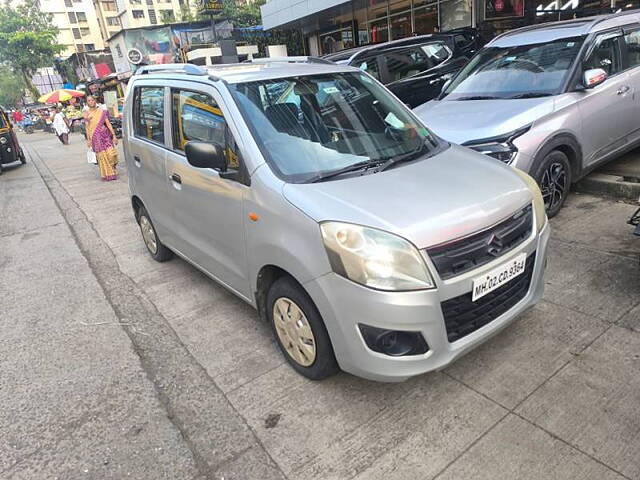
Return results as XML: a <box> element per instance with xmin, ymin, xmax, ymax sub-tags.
<box><xmin>185</xmin><ymin>141</ymin><xmax>226</xmax><ymax>172</ymax></box>
<box><xmin>583</xmin><ymin>68</ymin><xmax>607</xmax><ymax>89</ymax></box>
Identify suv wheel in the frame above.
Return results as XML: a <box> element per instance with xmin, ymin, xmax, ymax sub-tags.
<box><xmin>137</xmin><ymin>206</ymin><xmax>173</xmax><ymax>262</ymax></box>
<box><xmin>532</xmin><ymin>150</ymin><xmax>571</xmax><ymax>218</ymax></box>
<box><xmin>267</xmin><ymin>276</ymin><xmax>339</xmax><ymax>380</ymax></box>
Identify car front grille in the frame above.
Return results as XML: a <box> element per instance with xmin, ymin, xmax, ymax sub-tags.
<box><xmin>441</xmin><ymin>253</ymin><xmax>535</xmax><ymax>343</ymax></box>
<box><xmin>426</xmin><ymin>204</ymin><xmax>533</xmax><ymax>280</ymax></box>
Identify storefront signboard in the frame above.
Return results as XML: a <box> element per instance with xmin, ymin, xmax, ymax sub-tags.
<box><xmin>198</xmin><ymin>0</ymin><xmax>224</xmax><ymax>15</ymax></box>
<box><xmin>485</xmin><ymin>0</ymin><xmax>525</xmax><ymax>19</ymax></box>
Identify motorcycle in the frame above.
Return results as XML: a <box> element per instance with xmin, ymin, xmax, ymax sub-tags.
<box><xmin>22</xmin><ymin>116</ymin><xmax>35</xmax><ymax>134</ymax></box>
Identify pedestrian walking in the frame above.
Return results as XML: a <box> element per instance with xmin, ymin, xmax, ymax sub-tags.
<box><xmin>84</xmin><ymin>95</ymin><xmax>119</xmax><ymax>182</ymax></box>
<box><xmin>52</xmin><ymin>107</ymin><xmax>70</xmax><ymax>145</ymax></box>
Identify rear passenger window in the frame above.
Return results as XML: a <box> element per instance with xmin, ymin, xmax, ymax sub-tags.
<box><xmin>134</xmin><ymin>86</ymin><xmax>165</xmax><ymax>144</ymax></box>
<box><xmin>624</xmin><ymin>30</ymin><xmax>640</xmax><ymax>68</ymax></box>
<box><xmin>384</xmin><ymin>43</ymin><xmax>450</xmax><ymax>82</ymax></box>
<box><xmin>171</xmin><ymin>89</ymin><xmax>241</xmax><ymax>169</ymax></box>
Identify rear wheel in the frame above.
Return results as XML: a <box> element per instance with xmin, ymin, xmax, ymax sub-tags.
<box><xmin>267</xmin><ymin>276</ymin><xmax>339</xmax><ymax>380</ymax></box>
<box><xmin>19</xmin><ymin>151</ymin><xmax>26</xmax><ymax>165</ymax></box>
<box><xmin>532</xmin><ymin>150</ymin><xmax>571</xmax><ymax>218</ymax></box>
<box><xmin>137</xmin><ymin>206</ymin><xmax>173</xmax><ymax>262</ymax></box>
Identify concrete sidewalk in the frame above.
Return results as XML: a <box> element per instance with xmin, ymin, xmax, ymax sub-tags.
<box><xmin>4</xmin><ymin>131</ymin><xmax>640</xmax><ymax>479</ymax></box>
<box><xmin>576</xmin><ymin>147</ymin><xmax>640</xmax><ymax>200</ymax></box>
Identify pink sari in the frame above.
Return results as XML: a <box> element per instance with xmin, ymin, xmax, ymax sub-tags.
<box><xmin>87</xmin><ymin>109</ymin><xmax>118</xmax><ymax>181</ymax></box>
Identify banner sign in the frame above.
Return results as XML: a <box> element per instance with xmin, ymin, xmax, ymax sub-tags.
<box><xmin>198</xmin><ymin>0</ymin><xmax>224</xmax><ymax>15</ymax></box>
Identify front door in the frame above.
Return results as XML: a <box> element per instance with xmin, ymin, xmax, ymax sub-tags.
<box><xmin>577</xmin><ymin>32</ymin><xmax>635</xmax><ymax>166</ymax></box>
<box><xmin>164</xmin><ymin>84</ymin><xmax>250</xmax><ymax>299</ymax></box>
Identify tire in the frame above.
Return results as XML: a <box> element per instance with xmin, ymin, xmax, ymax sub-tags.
<box><xmin>137</xmin><ymin>206</ymin><xmax>173</xmax><ymax>262</ymax></box>
<box><xmin>19</xmin><ymin>151</ymin><xmax>26</xmax><ymax>165</ymax></box>
<box><xmin>267</xmin><ymin>276</ymin><xmax>339</xmax><ymax>380</ymax></box>
<box><xmin>0</xmin><ymin>163</ymin><xmax>3</xmax><ymax>175</ymax></box>
<box><xmin>531</xmin><ymin>150</ymin><xmax>571</xmax><ymax>219</ymax></box>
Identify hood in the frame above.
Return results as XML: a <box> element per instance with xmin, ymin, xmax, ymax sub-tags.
<box><xmin>413</xmin><ymin>97</ymin><xmax>555</xmax><ymax>145</ymax></box>
<box><xmin>283</xmin><ymin>145</ymin><xmax>532</xmax><ymax>249</ymax></box>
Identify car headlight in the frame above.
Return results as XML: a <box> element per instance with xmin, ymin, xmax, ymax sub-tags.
<box><xmin>468</xmin><ymin>142</ymin><xmax>517</xmax><ymax>163</ymax></box>
<box><xmin>320</xmin><ymin>222</ymin><xmax>435</xmax><ymax>291</ymax></box>
<box><xmin>513</xmin><ymin>168</ymin><xmax>547</xmax><ymax>232</ymax></box>
<box><xmin>465</xmin><ymin>125</ymin><xmax>531</xmax><ymax>165</ymax></box>
<box><xmin>0</xmin><ymin>137</ymin><xmax>7</xmax><ymax>144</ymax></box>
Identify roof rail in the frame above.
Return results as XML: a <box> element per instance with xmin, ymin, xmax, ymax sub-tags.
<box><xmin>135</xmin><ymin>63</ymin><xmax>207</xmax><ymax>76</ymax></box>
<box><xmin>250</xmin><ymin>56</ymin><xmax>335</xmax><ymax>65</ymax></box>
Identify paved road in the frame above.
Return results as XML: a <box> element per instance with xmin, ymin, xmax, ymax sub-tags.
<box><xmin>2</xmin><ymin>131</ymin><xmax>640</xmax><ymax>480</ymax></box>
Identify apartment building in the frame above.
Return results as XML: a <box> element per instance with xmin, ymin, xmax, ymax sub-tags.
<box><xmin>113</xmin><ymin>0</ymin><xmax>185</xmax><ymax>30</ymax></box>
<box><xmin>38</xmin><ymin>0</ymin><xmax>105</xmax><ymax>56</ymax></box>
<box><xmin>93</xmin><ymin>0</ymin><xmax>123</xmax><ymax>41</ymax></box>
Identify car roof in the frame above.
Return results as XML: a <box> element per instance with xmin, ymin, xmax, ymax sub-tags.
<box><xmin>490</xmin><ymin>9</ymin><xmax>640</xmax><ymax>47</ymax></box>
<box><xmin>132</xmin><ymin>61</ymin><xmax>361</xmax><ymax>85</ymax></box>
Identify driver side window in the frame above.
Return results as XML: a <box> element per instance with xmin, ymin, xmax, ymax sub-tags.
<box><xmin>584</xmin><ymin>35</ymin><xmax>621</xmax><ymax>76</ymax></box>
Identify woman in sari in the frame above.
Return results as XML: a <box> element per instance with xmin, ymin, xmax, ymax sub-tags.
<box><xmin>85</xmin><ymin>95</ymin><xmax>119</xmax><ymax>181</ymax></box>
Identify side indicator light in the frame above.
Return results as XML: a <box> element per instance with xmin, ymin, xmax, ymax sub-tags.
<box><xmin>248</xmin><ymin>212</ymin><xmax>259</xmax><ymax>222</ymax></box>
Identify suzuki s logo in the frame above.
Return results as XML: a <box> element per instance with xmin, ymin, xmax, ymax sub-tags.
<box><xmin>487</xmin><ymin>234</ymin><xmax>504</xmax><ymax>257</ymax></box>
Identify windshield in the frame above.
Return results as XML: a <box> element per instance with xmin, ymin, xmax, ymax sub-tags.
<box><xmin>443</xmin><ymin>37</ymin><xmax>585</xmax><ymax>100</ymax></box>
<box><xmin>228</xmin><ymin>72</ymin><xmax>440</xmax><ymax>183</ymax></box>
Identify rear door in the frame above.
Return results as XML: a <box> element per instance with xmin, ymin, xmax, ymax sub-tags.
<box><xmin>164</xmin><ymin>83</ymin><xmax>251</xmax><ymax>299</ymax></box>
<box><xmin>127</xmin><ymin>84</ymin><xmax>171</xmax><ymax>237</ymax></box>
<box><xmin>621</xmin><ymin>25</ymin><xmax>640</xmax><ymax>146</ymax></box>
<box><xmin>577</xmin><ymin>31</ymin><xmax>634</xmax><ymax>166</ymax></box>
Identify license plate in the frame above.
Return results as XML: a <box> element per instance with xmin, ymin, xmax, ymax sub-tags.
<box><xmin>472</xmin><ymin>252</ymin><xmax>527</xmax><ymax>302</ymax></box>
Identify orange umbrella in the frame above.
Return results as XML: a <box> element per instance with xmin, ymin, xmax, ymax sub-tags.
<box><xmin>38</xmin><ymin>89</ymin><xmax>85</xmax><ymax>104</ymax></box>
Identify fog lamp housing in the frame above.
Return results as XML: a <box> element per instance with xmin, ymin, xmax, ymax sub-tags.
<box><xmin>358</xmin><ymin>324</ymin><xmax>429</xmax><ymax>356</ymax></box>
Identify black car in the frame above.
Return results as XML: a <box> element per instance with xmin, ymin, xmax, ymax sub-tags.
<box><xmin>324</xmin><ymin>28</ymin><xmax>483</xmax><ymax>108</ymax></box>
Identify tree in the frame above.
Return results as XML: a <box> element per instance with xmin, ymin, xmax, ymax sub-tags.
<box><xmin>0</xmin><ymin>0</ymin><xmax>64</xmax><ymax>99</ymax></box>
<box><xmin>222</xmin><ymin>0</ymin><xmax>264</xmax><ymax>28</ymax></box>
<box><xmin>0</xmin><ymin>71</ymin><xmax>26</xmax><ymax>108</ymax></box>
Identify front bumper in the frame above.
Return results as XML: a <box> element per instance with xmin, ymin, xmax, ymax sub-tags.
<box><xmin>304</xmin><ymin>221</ymin><xmax>551</xmax><ymax>382</ymax></box>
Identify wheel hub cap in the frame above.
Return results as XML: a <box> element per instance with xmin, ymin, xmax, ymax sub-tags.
<box><xmin>273</xmin><ymin>297</ymin><xmax>316</xmax><ymax>367</ymax></box>
<box><xmin>140</xmin><ymin>216</ymin><xmax>158</xmax><ymax>254</ymax></box>
<box><xmin>540</xmin><ymin>162</ymin><xmax>567</xmax><ymax>212</ymax></box>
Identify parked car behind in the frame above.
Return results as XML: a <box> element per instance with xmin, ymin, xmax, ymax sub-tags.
<box><xmin>414</xmin><ymin>11</ymin><xmax>640</xmax><ymax>217</ymax></box>
<box><xmin>124</xmin><ymin>61</ymin><xmax>549</xmax><ymax>382</ymax></box>
<box><xmin>324</xmin><ymin>28</ymin><xmax>483</xmax><ymax>107</ymax></box>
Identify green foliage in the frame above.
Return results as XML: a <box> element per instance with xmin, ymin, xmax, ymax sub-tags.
<box><xmin>0</xmin><ymin>0</ymin><xmax>64</xmax><ymax>97</ymax></box>
<box><xmin>0</xmin><ymin>71</ymin><xmax>26</xmax><ymax>108</ymax></box>
<box><xmin>222</xmin><ymin>0</ymin><xmax>265</xmax><ymax>28</ymax></box>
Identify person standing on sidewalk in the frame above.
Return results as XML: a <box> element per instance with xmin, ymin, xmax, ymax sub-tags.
<box><xmin>52</xmin><ymin>107</ymin><xmax>70</xmax><ymax>145</ymax></box>
<box><xmin>84</xmin><ymin>95</ymin><xmax>119</xmax><ymax>181</ymax></box>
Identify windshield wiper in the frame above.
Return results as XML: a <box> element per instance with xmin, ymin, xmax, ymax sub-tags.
<box><xmin>509</xmin><ymin>92</ymin><xmax>553</xmax><ymax>99</ymax></box>
<box><xmin>455</xmin><ymin>95</ymin><xmax>501</xmax><ymax>101</ymax></box>
<box><xmin>308</xmin><ymin>160</ymin><xmax>381</xmax><ymax>183</ymax></box>
<box><xmin>376</xmin><ymin>140</ymin><xmax>433</xmax><ymax>173</ymax></box>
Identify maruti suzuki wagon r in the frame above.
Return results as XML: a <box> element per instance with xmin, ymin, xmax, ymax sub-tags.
<box><xmin>123</xmin><ymin>60</ymin><xmax>550</xmax><ymax>381</ymax></box>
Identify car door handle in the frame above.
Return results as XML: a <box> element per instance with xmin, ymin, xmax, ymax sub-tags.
<box><xmin>617</xmin><ymin>85</ymin><xmax>630</xmax><ymax>95</ymax></box>
<box><xmin>133</xmin><ymin>155</ymin><xmax>141</xmax><ymax>167</ymax></box>
<box><xmin>170</xmin><ymin>173</ymin><xmax>182</xmax><ymax>184</ymax></box>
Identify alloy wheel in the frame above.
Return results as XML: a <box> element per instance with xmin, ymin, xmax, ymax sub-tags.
<box><xmin>273</xmin><ymin>297</ymin><xmax>316</xmax><ymax>367</ymax></box>
<box><xmin>140</xmin><ymin>215</ymin><xmax>158</xmax><ymax>255</ymax></box>
<box><xmin>540</xmin><ymin>161</ymin><xmax>567</xmax><ymax>212</ymax></box>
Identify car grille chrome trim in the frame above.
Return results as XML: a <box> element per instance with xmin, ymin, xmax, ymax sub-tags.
<box><xmin>426</xmin><ymin>204</ymin><xmax>533</xmax><ymax>280</ymax></box>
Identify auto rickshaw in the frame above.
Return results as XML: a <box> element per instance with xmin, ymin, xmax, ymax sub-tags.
<box><xmin>0</xmin><ymin>107</ymin><xmax>26</xmax><ymax>175</ymax></box>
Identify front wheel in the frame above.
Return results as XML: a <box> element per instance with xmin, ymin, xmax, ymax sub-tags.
<box><xmin>267</xmin><ymin>276</ymin><xmax>339</xmax><ymax>380</ymax></box>
<box><xmin>137</xmin><ymin>206</ymin><xmax>173</xmax><ymax>262</ymax></box>
<box><xmin>19</xmin><ymin>151</ymin><xmax>26</xmax><ymax>165</ymax></box>
<box><xmin>532</xmin><ymin>150</ymin><xmax>571</xmax><ymax>218</ymax></box>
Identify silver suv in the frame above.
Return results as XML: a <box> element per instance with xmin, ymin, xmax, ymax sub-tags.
<box><xmin>124</xmin><ymin>60</ymin><xmax>550</xmax><ymax>382</ymax></box>
<box><xmin>414</xmin><ymin>11</ymin><xmax>640</xmax><ymax>217</ymax></box>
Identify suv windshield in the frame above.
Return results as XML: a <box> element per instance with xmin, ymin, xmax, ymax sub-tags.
<box><xmin>443</xmin><ymin>37</ymin><xmax>584</xmax><ymax>100</ymax></box>
<box><xmin>228</xmin><ymin>72</ymin><xmax>440</xmax><ymax>183</ymax></box>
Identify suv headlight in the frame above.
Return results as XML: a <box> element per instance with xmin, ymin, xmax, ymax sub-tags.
<box><xmin>320</xmin><ymin>222</ymin><xmax>435</xmax><ymax>291</ymax></box>
<box><xmin>513</xmin><ymin>168</ymin><xmax>547</xmax><ymax>232</ymax></box>
<box><xmin>465</xmin><ymin>125</ymin><xmax>531</xmax><ymax>165</ymax></box>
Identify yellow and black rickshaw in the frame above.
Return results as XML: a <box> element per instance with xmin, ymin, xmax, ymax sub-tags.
<box><xmin>0</xmin><ymin>107</ymin><xmax>26</xmax><ymax>175</ymax></box>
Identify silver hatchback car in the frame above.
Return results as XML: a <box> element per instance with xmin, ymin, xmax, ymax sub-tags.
<box><xmin>414</xmin><ymin>10</ymin><xmax>640</xmax><ymax>217</ymax></box>
<box><xmin>124</xmin><ymin>61</ymin><xmax>550</xmax><ymax>382</ymax></box>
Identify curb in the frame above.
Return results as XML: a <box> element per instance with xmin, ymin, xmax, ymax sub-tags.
<box><xmin>575</xmin><ymin>172</ymin><xmax>640</xmax><ymax>201</ymax></box>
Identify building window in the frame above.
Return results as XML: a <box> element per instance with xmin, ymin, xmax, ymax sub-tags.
<box><xmin>64</xmin><ymin>0</ymin><xmax>73</xmax><ymax>6</ymax></box>
<box><xmin>84</xmin><ymin>43</ymin><xmax>95</xmax><ymax>51</ymax></box>
<box><xmin>146</xmin><ymin>0</ymin><xmax>153</xmax><ymax>5</ymax></box>
<box><xmin>115</xmin><ymin>44</ymin><xmax>123</xmax><ymax>57</ymax></box>
<box><xmin>107</xmin><ymin>16</ymin><xmax>120</xmax><ymax>25</ymax></box>
<box><xmin>102</xmin><ymin>0</ymin><xmax>117</xmax><ymax>10</ymax></box>
<box><xmin>132</xmin><ymin>9</ymin><xmax>144</xmax><ymax>17</ymax></box>
<box><xmin>148</xmin><ymin>9</ymin><xmax>157</xmax><ymax>23</ymax></box>
<box><xmin>72</xmin><ymin>28</ymin><xmax>81</xmax><ymax>39</ymax></box>
<box><xmin>77</xmin><ymin>12</ymin><xmax>87</xmax><ymax>22</ymax></box>
<box><xmin>67</xmin><ymin>12</ymin><xmax>77</xmax><ymax>23</ymax></box>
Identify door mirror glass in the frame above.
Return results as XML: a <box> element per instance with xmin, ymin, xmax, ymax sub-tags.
<box><xmin>185</xmin><ymin>141</ymin><xmax>227</xmax><ymax>171</ymax></box>
<box><xmin>583</xmin><ymin>68</ymin><xmax>607</xmax><ymax>89</ymax></box>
